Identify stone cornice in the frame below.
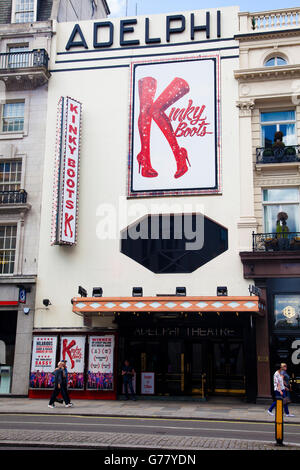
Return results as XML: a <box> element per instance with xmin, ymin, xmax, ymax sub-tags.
<box><xmin>234</xmin><ymin>28</ymin><xmax>300</xmax><ymax>42</ymax></box>
<box><xmin>234</xmin><ymin>64</ymin><xmax>300</xmax><ymax>82</ymax></box>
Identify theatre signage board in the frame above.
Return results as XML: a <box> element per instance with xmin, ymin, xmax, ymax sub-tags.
<box><xmin>30</xmin><ymin>336</ymin><xmax>58</xmax><ymax>389</ymax></box>
<box><xmin>51</xmin><ymin>96</ymin><xmax>82</xmax><ymax>246</ymax></box>
<box><xmin>65</xmin><ymin>11</ymin><xmax>222</xmax><ymax>51</ymax></box>
<box><xmin>87</xmin><ymin>336</ymin><xmax>114</xmax><ymax>391</ymax></box>
<box><xmin>128</xmin><ymin>56</ymin><xmax>220</xmax><ymax>197</ymax></box>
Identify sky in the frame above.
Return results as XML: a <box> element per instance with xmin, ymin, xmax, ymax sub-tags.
<box><xmin>108</xmin><ymin>0</ymin><xmax>300</xmax><ymax>17</ymax></box>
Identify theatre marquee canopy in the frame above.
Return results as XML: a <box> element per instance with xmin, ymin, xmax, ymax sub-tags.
<box><xmin>72</xmin><ymin>296</ymin><xmax>265</xmax><ymax>317</ymax></box>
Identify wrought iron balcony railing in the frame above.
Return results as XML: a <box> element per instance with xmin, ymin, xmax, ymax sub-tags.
<box><xmin>0</xmin><ymin>49</ymin><xmax>50</xmax><ymax>90</ymax></box>
<box><xmin>256</xmin><ymin>145</ymin><xmax>300</xmax><ymax>164</ymax></box>
<box><xmin>0</xmin><ymin>190</ymin><xmax>27</xmax><ymax>204</ymax></box>
<box><xmin>0</xmin><ymin>49</ymin><xmax>49</xmax><ymax>70</ymax></box>
<box><xmin>252</xmin><ymin>232</ymin><xmax>300</xmax><ymax>251</ymax></box>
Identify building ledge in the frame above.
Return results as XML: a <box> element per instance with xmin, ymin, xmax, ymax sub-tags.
<box><xmin>234</xmin><ymin>64</ymin><xmax>300</xmax><ymax>82</ymax></box>
<box><xmin>240</xmin><ymin>250</ymin><xmax>300</xmax><ymax>278</ymax></box>
<box><xmin>0</xmin><ymin>274</ymin><xmax>36</xmax><ymax>284</ymax></box>
<box><xmin>0</xmin><ymin>202</ymin><xmax>31</xmax><ymax>215</ymax></box>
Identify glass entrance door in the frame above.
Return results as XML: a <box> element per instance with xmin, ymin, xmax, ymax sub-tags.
<box><xmin>212</xmin><ymin>341</ymin><xmax>245</xmax><ymax>395</ymax></box>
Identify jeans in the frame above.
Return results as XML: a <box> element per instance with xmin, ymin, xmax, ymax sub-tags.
<box><xmin>269</xmin><ymin>390</ymin><xmax>290</xmax><ymax>415</ymax></box>
<box><xmin>49</xmin><ymin>385</ymin><xmax>70</xmax><ymax>405</ymax></box>
<box><xmin>124</xmin><ymin>379</ymin><xmax>135</xmax><ymax>399</ymax></box>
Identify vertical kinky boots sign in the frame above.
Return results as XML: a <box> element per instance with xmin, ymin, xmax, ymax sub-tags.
<box><xmin>128</xmin><ymin>56</ymin><xmax>220</xmax><ymax>196</ymax></box>
<box><xmin>52</xmin><ymin>97</ymin><xmax>82</xmax><ymax>245</ymax></box>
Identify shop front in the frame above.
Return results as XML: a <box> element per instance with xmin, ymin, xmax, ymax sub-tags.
<box><xmin>72</xmin><ymin>295</ymin><xmax>264</xmax><ymax>402</ymax></box>
<box><xmin>240</xmin><ymin>252</ymin><xmax>300</xmax><ymax>402</ymax></box>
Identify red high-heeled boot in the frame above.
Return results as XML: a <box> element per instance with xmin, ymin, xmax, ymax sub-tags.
<box><xmin>151</xmin><ymin>77</ymin><xmax>191</xmax><ymax>179</ymax></box>
<box><xmin>136</xmin><ymin>77</ymin><xmax>158</xmax><ymax>178</ymax></box>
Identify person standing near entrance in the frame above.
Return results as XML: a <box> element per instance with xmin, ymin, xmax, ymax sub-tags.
<box><xmin>122</xmin><ymin>359</ymin><xmax>137</xmax><ymax>401</ymax></box>
<box><xmin>267</xmin><ymin>363</ymin><xmax>294</xmax><ymax>417</ymax></box>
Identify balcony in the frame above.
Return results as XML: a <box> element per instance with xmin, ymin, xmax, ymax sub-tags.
<box><xmin>0</xmin><ymin>190</ymin><xmax>30</xmax><ymax>215</ymax></box>
<box><xmin>256</xmin><ymin>145</ymin><xmax>300</xmax><ymax>164</ymax></box>
<box><xmin>0</xmin><ymin>190</ymin><xmax>27</xmax><ymax>204</ymax></box>
<box><xmin>252</xmin><ymin>232</ymin><xmax>300</xmax><ymax>252</ymax></box>
<box><xmin>238</xmin><ymin>8</ymin><xmax>300</xmax><ymax>35</ymax></box>
<box><xmin>0</xmin><ymin>49</ymin><xmax>50</xmax><ymax>91</ymax></box>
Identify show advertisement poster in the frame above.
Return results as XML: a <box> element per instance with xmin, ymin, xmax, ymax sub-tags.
<box><xmin>87</xmin><ymin>336</ymin><xmax>114</xmax><ymax>391</ymax></box>
<box><xmin>30</xmin><ymin>336</ymin><xmax>58</xmax><ymax>389</ymax></box>
<box><xmin>60</xmin><ymin>336</ymin><xmax>85</xmax><ymax>389</ymax></box>
<box><xmin>141</xmin><ymin>372</ymin><xmax>155</xmax><ymax>395</ymax></box>
<box><xmin>128</xmin><ymin>56</ymin><xmax>220</xmax><ymax>197</ymax></box>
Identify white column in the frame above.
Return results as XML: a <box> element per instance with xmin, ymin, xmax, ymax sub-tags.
<box><xmin>237</xmin><ymin>100</ymin><xmax>258</xmax><ymax>251</ymax></box>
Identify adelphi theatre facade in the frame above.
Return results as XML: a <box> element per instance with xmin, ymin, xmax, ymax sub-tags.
<box><xmin>29</xmin><ymin>6</ymin><xmax>300</xmax><ymax>403</ymax></box>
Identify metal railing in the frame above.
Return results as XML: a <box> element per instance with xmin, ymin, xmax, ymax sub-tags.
<box><xmin>0</xmin><ymin>49</ymin><xmax>49</xmax><ymax>70</ymax></box>
<box><xmin>0</xmin><ymin>190</ymin><xmax>27</xmax><ymax>204</ymax></box>
<box><xmin>252</xmin><ymin>232</ymin><xmax>300</xmax><ymax>251</ymax></box>
<box><xmin>256</xmin><ymin>145</ymin><xmax>300</xmax><ymax>164</ymax></box>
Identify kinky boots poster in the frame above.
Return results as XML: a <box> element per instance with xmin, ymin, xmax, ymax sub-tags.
<box><xmin>128</xmin><ymin>55</ymin><xmax>220</xmax><ymax>197</ymax></box>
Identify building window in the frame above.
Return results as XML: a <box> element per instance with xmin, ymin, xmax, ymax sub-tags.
<box><xmin>264</xmin><ymin>56</ymin><xmax>287</xmax><ymax>67</ymax></box>
<box><xmin>274</xmin><ymin>295</ymin><xmax>300</xmax><ymax>329</ymax></box>
<box><xmin>14</xmin><ymin>0</ymin><xmax>35</xmax><ymax>23</ymax></box>
<box><xmin>0</xmin><ymin>225</ymin><xmax>17</xmax><ymax>274</ymax></box>
<box><xmin>263</xmin><ymin>188</ymin><xmax>300</xmax><ymax>233</ymax></box>
<box><xmin>261</xmin><ymin>110</ymin><xmax>296</xmax><ymax>148</ymax></box>
<box><xmin>1</xmin><ymin>102</ymin><xmax>25</xmax><ymax>133</ymax></box>
<box><xmin>8</xmin><ymin>45</ymin><xmax>29</xmax><ymax>68</ymax></box>
<box><xmin>0</xmin><ymin>160</ymin><xmax>22</xmax><ymax>191</ymax></box>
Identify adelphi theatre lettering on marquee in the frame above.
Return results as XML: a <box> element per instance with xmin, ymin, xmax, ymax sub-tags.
<box><xmin>65</xmin><ymin>11</ymin><xmax>222</xmax><ymax>50</ymax></box>
<box><xmin>134</xmin><ymin>327</ymin><xmax>239</xmax><ymax>338</ymax></box>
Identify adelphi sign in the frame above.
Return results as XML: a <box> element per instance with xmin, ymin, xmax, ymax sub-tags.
<box><xmin>65</xmin><ymin>11</ymin><xmax>222</xmax><ymax>50</ymax></box>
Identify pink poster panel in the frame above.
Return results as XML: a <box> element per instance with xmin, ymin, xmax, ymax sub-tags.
<box><xmin>60</xmin><ymin>336</ymin><xmax>85</xmax><ymax>389</ymax></box>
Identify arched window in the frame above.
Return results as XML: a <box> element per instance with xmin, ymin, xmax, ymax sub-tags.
<box><xmin>264</xmin><ymin>56</ymin><xmax>287</xmax><ymax>67</ymax></box>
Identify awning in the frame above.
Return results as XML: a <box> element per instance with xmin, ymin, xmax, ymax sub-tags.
<box><xmin>72</xmin><ymin>296</ymin><xmax>265</xmax><ymax>317</ymax></box>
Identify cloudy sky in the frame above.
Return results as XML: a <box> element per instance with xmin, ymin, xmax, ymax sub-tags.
<box><xmin>108</xmin><ymin>0</ymin><xmax>299</xmax><ymax>17</ymax></box>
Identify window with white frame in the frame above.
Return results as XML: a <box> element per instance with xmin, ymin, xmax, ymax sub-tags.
<box><xmin>0</xmin><ymin>160</ymin><xmax>22</xmax><ymax>191</ymax></box>
<box><xmin>264</xmin><ymin>56</ymin><xmax>287</xmax><ymax>67</ymax></box>
<box><xmin>1</xmin><ymin>102</ymin><xmax>25</xmax><ymax>133</ymax></box>
<box><xmin>13</xmin><ymin>0</ymin><xmax>36</xmax><ymax>23</ymax></box>
<box><xmin>0</xmin><ymin>225</ymin><xmax>17</xmax><ymax>274</ymax></box>
<box><xmin>260</xmin><ymin>110</ymin><xmax>296</xmax><ymax>148</ymax></box>
<box><xmin>263</xmin><ymin>188</ymin><xmax>300</xmax><ymax>233</ymax></box>
<box><xmin>8</xmin><ymin>45</ymin><xmax>29</xmax><ymax>68</ymax></box>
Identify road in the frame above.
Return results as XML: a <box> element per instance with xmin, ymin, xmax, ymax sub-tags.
<box><xmin>0</xmin><ymin>414</ymin><xmax>299</xmax><ymax>449</ymax></box>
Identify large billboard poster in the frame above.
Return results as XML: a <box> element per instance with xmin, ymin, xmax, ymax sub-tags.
<box><xmin>87</xmin><ymin>336</ymin><xmax>114</xmax><ymax>391</ymax></box>
<box><xmin>60</xmin><ymin>336</ymin><xmax>85</xmax><ymax>389</ymax></box>
<box><xmin>30</xmin><ymin>336</ymin><xmax>58</xmax><ymax>389</ymax></box>
<box><xmin>128</xmin><ymin>55</ymin><xmax>220</xmax><ymax>197</ymax></box>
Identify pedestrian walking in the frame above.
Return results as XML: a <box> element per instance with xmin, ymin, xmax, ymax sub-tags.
<box><xmin>267</xmin><ymin>363</ymin><xmax>294</xmax><ymax>417</ymax></box>
<box><xmin>281</xmin><ymin>363</ymin><xmax>292</xmax><ymax>403</ymax></box>
<box><xmin>48</xmin><ymin>362</ymin><xmax>64</xmax><ymax>408</ymax></box>
<box><xmin>61</xmin><ymin>360</ymin><xmax>73</xmax><ymax>408</ymax></box>
<box><xmin>122</xmin><ymin>359</ymin><xmax>136</xmax><ymax>401</ymax></box>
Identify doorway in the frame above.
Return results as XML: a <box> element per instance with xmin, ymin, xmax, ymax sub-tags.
<box><xmin>207</xmin><ymin>341</ymin><xmax>246</xmax><ymax>396</ymax></box>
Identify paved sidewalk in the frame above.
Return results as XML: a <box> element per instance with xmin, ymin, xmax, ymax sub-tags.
<box><xmin>0</xmin><ymin>396</ymin><xmax>299</xmax><ymax>423</ymax></box>
<box><xmin>0</xmin><ymin>397</ymin><xmax>299</xmax><ymax>450</ymax></box>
